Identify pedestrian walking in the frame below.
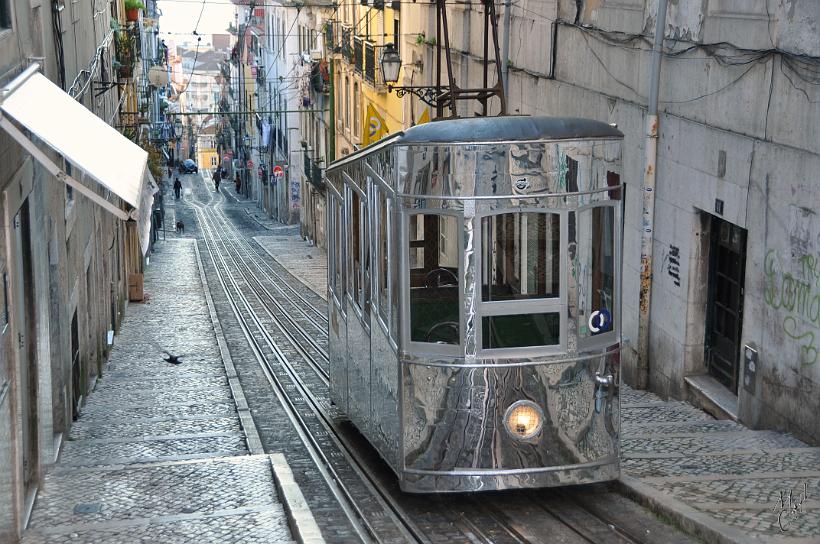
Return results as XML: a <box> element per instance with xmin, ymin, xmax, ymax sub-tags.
<box><xmin>213</xmin><ymin>169</ymin><xmax>221</xmax><ymax>191</ymax></box>
<box><xmin>173</xmin><ymin>177</ymin><xmax>182</xmax><ymax>199</ymax></box>
<box><xmin>235</xmin><ymin>173</ymin><xmax>241</xmax><ymax>194</ymax></box>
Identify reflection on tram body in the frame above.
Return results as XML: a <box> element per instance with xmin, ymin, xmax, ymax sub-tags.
<box><xmin>325</xmin><ymin>117</ymin><xmax>624</xmax><ymax>493</ymax></box>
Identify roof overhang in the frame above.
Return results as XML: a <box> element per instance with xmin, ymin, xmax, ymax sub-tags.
<box><xmin>0</xmin><ymin>63</ymin><xmax>149</xmax><ymax>221</ymax></box>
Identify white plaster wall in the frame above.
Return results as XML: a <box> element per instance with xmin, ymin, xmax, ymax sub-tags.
<box><xmin>743</xmin><ymin>143</ymin><xmax>820</xmax><ymax>443</ymax></box>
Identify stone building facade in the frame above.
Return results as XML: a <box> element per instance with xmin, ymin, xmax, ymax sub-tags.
<box><xmin>0</xmin><ymin>1</ymin><xmax>157</xmax><ymax>540</ymax></box>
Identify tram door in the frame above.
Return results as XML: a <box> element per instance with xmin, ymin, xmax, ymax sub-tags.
<box><xmin>345</xmin><ymin>183</ymin><xmax>372</xmax><ymax>430</ymax></box>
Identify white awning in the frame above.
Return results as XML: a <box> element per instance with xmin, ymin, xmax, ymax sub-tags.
<box><xmin>0</xmin><ymin>64</ymin><xmax>148</xmax><ymax>218</ymax></box>
<box><xmin>138</xmin><ymin>171</ymin><xmax>160</xmax><ymax>255</ymax></box>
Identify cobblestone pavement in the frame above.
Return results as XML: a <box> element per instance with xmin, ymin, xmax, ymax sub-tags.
<box><xmin>250</xmin><ymin>205</ymin><xmax>819</xmax><ymax>543</ymax></box>
<box><xmin>22</xmin><ymin>240</ymin><xmax>294</xmax><ymax>544</ymax></box>
<box><xmin>254</xmin><ymin>236</ymin><xmax>328</xmax><ymax>301</ymax></box>
<box><xmin>620</xmin><ymin>388</ymin><xmax>819</xmax><ymax>543</ymax></box>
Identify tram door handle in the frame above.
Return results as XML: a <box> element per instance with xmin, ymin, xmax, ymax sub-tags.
<box><xmin>594</xmin><ymin>373</ymin><xmax>614</xmax><ymax>414</ymax></box>
<box><xmin>594</xmin><ymin>373</ymin><xmax>614</xmax><ymax>387</ymax></box>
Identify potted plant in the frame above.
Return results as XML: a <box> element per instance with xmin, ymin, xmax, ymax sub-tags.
<box><xmin>124</xmin><ymin>0</ymin><xmax>145</xmax><ymax>22</ymax></box>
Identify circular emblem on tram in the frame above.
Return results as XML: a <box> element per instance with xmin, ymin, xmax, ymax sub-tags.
<box><xmin>514</xmin><ymin>177</ymin><xmax>530</xmax><ymax>191</ymax></box>
<box><xmin>588</xmin><ymin>309</ymin><xmax>612</xmax><ymax>334</ymax></box>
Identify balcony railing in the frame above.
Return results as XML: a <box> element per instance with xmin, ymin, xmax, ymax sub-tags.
<box><xmin>303</xmin><ymin>151</ymin><xmax>324</xmax><ymax>190</ymax></box>
<box><xmin>353</xmin><ymin>37</ymin><xmax>363</xmax><ymax>74</ymax></box>
<box><xmin>341</xmin><ymin>26</ymin><xmax>353</xmax><ymax>62</ymax></box>
<box><xmin>364</xmin><ymin>42</ymin><xmax>375</xmax><ymax>84</ymax></box>
<box><xmin>311</xmin><ymin>60</ymin><xmax>329</xmax><ymax>94</ymax></box>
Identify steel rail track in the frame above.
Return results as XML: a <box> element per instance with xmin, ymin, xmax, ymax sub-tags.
<box><xmin>527</xmin><ymin>489</ymin><xmax>647</xmax><ymax>544</ymax></box>
<box><xmin>206</xmin><ymin>202</ymin><xmax>328</xmax><ymax>328</ymax></box>
<box><xmin>199</xmin><ymin>202</ymin><xmax>329</xmax><ymax>362</ymax></box>
<box><xmin>201</xmin><ymin>207</ymin><xmax>329</xmax><ymax>344</ymax></box>
<box><xmin>197</xmin><ymin>206</ymin><xmax>330</xmax><ymax>380</ymax></box>
<box><xmin>191</xmin><ymin>197</ymin><xmax>428</xmax><ymax>544</ymax></box>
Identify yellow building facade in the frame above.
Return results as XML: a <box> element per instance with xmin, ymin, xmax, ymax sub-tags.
<box><xmin>333</xmin><ymin>2</ymin><xmax>403</xmax><ymax>158</ymax></box>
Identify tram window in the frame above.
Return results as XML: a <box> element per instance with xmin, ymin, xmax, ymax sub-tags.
<box><xmin>578</xmin><ymin>206</ymin><xmax>616</xmax><ymax>337</ymax></box>
<box><xmin>482</xmin><ymin>313</ymin><xmax>560</xmax><ymax>349</ymax></box>
<box><xmin>377</xmin><ymin>188</ymin><xmax>389</xmax><ymax>325</ymax></box>
<box><xmin>409</xmin><ymin>215</ymin><xmax>424</xmax><ymax>269</ymax></box>
<box><xmin>390</xmin><ymin>206</ymin><xmax>399</xmax><ymax>342</ymax></box>
<box><xmin>348</xmin><ymin>190</ymin><xmax>363</xmax><ymax>310</ymax></box>
<box><xmin>409</xmin><ymin>214</ymin><xmax>460</xmax><ymax>345</ymax></box>
<box><xmin>333</xmin><ymin>199</ymin><xmax>343</xmax><ymax>298</ymax></box>
<box><xmin>363</xmin><ymin>201</ymin><xmax>371</xmax><ymax>316</ymax></box>
<box><xmin>481</xmin><ymin>213</ymin><xmax>560</xmax><ymax>301</ymax></box>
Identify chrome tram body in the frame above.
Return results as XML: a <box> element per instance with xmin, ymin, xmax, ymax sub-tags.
<box><xmin>325</xmin><ymin>117</ymin><xmax>623</xmax><ymax>493</ymax></box>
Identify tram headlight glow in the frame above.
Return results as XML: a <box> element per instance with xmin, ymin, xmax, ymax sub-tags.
<box><xmin>504</xmin><ymin>401</ymin><xmax>543</xmax><ymax>440</ymax></box>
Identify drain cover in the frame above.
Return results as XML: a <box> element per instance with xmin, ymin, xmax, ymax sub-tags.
<box><xmin>73</xmin><ymin>503</ymin><xmax>102</xmax><ymax>514</ymax></box>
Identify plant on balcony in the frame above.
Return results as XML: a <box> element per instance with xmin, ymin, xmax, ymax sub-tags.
<box><xmin>115</xmin><ymin>31</ymin><xmax>134</xmax><ymax>78</ymax></box>
<box><xmin>124</xmin><ymin>0</ymin><xmax>145</xmax><ymax>22</ymax></box>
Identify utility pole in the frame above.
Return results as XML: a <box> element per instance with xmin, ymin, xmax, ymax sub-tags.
<box><xmin>501</xmin><ymin>0</ymin><xmax>511</xmax><ymax>98</ymax></box>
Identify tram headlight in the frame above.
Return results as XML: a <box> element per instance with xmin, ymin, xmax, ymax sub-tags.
<box><xmin>504</xmin><ymin>401</ymin><xmax>543</xmax><ymax>440</ymax></box>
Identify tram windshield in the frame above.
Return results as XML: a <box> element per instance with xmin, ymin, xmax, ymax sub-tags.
<box><xmin>480</xmin><ymin>212</ymin><xmax>562</xmax><ymax>350</ymax></box>
<box><xmin>482</xmin><ymin>213</ymin><xmax>560</xmax><ymax>301</ymax></box>
<box><xmin>409</xmin><ymin>214</ymin><xmax>460</xmax><ymax>345</ymax></box>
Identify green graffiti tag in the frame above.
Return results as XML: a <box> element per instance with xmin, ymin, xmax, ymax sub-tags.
<box><xmin>764</xmin><ymin>249</ymin><xmax>820</xmax><ymax>366</ymax></box>
<box><xmin>782</xmin><ymin>317</ymin><xmax>818</xmax><ymax>367</ymax></box>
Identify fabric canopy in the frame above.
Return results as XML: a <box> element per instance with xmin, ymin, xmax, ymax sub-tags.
<box><xmin>1</xmin><ymin>71</ymin><xmax>147</xmax><ymax>208</ymax></box>
<box><xmin>138</xmin><ymin>171</ymin><xmax>160</xmax><ymax>255</ymax></box>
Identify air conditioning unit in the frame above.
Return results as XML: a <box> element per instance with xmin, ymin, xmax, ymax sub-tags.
<box><xmin>310</xmin><ymin>48</ymin><xmax>323</xmax><ymax>61</ymax></box>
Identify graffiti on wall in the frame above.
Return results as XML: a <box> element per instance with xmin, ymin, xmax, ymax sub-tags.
<box><xmin>764</xmin><ymin>249</ymin><xmax>820</xmax><ymax>366</ymax></box>
<box><xmin>663</xmin><ymin>245</ymin><xmax>681</xmax><ymax>287</ymax></box>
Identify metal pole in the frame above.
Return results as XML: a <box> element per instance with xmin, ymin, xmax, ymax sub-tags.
<box><xmin>329</xmin><ymin>58</ymin><xmax>336</xmax><ymax>162</ymax></box>
<box><xmin>637</xmin><ymin>0</ymin><xmax>668</xmax><ymax>390</ymax></box>
<box><xmin>500</xmin><ymin>0</ymin><xmax>511</xmax><ymax>97</ymax></box>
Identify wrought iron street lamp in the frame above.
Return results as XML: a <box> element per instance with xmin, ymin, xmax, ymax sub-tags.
<box><xmin>379</xmin><ymin>43</ymin><xmax>440</xmax><ymax>107</ymax></box>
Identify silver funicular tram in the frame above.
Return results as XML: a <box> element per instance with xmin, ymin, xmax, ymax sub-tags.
<box><xmin>325</xmin><ymin>116</ymin><xmax>623</xmax><ymax>492</ymax></box>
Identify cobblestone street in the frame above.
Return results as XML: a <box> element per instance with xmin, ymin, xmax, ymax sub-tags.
<box><xmin>21</xmin><ymin>239</ymin><xmax>298</xmax><ymax>544</ymax></box>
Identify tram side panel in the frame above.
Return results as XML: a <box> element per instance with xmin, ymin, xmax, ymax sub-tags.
<box><xmin>367</xmin><ymin>172</ymin><xmax>402</xmax><ymax>471</ymax></box>
<box><xmin>327</xmin><ymin>189</ymin><xmax>349</xmax><ymax>414</ymax></box>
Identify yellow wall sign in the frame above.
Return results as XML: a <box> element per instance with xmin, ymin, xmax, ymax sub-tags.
<box><xmin>363</xmin><ymin>103</ymin><xmax>389</xmax><ymax>146</ymax></box>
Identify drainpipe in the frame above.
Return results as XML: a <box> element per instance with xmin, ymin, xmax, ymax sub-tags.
<box><xmin>637</xmin><ymin>0</ymin><xmax>668</xmax><ymax>390</ymax></box>
<box><xmin>329</xmin><ymin>58</ymin><xmax>335</xmax><ymax>163</ymax></box>
<box><xmin>500</xmin><ymin>0</ymin><xmax>511</xmax><ymax>97</ymax></box>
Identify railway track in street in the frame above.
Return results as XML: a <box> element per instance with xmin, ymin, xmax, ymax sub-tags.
<box><xmin>186</xmin><ymin>182</ymin><xmax>695</xmax><ymax>544</ymax></box>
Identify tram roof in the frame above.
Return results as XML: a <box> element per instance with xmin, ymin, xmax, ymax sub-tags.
<box><xmin>328</xmin><ymin>116</ymin><xmax>622</xmax><ymax>172</ymax></box>
<box><xmin>397</xmin><ymin>116</ymin><xmax>623</xmax><ymax>144</ymax></box>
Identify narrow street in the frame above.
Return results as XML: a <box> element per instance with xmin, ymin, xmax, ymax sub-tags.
<box><xmin>1</xmin><ymin>2</ymin><xmax>817</xmax><ymax>543</ymax></box>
